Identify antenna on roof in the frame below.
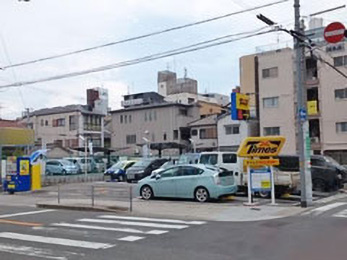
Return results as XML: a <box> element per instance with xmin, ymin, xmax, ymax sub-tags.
<box><xmin>184</xmin><ymin>67</ymin><xmax>187</xmax><ymax>78</ymax></box>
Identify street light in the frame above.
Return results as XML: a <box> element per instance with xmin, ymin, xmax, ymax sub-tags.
<box><xmin>79</xmin><ymin>135</ymin><xmax>87</xmax><ymax>181</ymax></box>
<box><xmin>142</xmin><ymin>137</ymin><xmax>150</xmax><ymax>158</ymax></box>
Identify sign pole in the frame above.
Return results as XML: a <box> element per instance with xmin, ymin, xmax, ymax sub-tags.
<box><xmin>270</xmin><ymin>165</ymin><xmax>276</xmax><ymax>205</ymax></box>
<box><xmin>247</xmin><ymin>165</ymin><xmax>252</xmax><ymax>205</ymax></box>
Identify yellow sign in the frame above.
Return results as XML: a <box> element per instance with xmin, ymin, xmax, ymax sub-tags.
<box><xmin>20</xmin><ymin>160</ymin><xmax>30</xmax><ymax>175</ymax></box>
<box><xmin>0</xmin><ymin>127</ymin><xmax>34</xmax><ymax>146</ymax></box>
<box><xmin>236</xmin><ymin>93</ymin><xmax>250</xmax><ymax>111</ymax></box>
<box><xmin>244</xmin><ymin>158</ymin><xmax>280</xmax><ymax>167</ymax></box>
<box><xmin>307</xmin><ymin>100</ymin><xmax>318</xmax><ymax>115</ymax></box>
<box><xmin>261</xmin><ymin>180</ymin><xmax>271</xmax><ymax>189</ymax></box>
<box><xmin>237</xmin><ymin>136</ymin><xmax>286</xmax><ymax>157</ymax></box>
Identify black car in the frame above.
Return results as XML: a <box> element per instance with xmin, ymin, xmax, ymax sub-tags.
<box><xmin>126</xmin><ymin>158</ymin><xmax>169</xmax><ymax>182</ymax></box>
<box><xmin>276</xmin><ymin>155</ymin><xmax>347</xmax><ymax>192</ymax></box>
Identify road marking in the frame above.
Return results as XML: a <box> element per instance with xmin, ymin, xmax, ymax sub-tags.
<box><xmin>51</xmin><ymin>223</ymin><xmax>168</xmax><ymax>235</ymax></box>
<box><xmin>0</xmin><ymin>219</ymin><xmax>42</xmax><ymax>227</ymax></box>
<box><xmin>0</xmin><ymin>232</ymin><xmax>114</xmax><ymax>249</ymax></box>
<box><xmin>98</xmin><ymin>215</ymin><xmax>206</xmax><ymax>225</ymax></box>
<box><xmin>303</xmin><ymin>202</ymin><xmax>347</xmax><ymax>216</ymax></box>
<box><xmin>118</xmin><ymin>236</ymin><xmax>144</xmax><ymax>242</ymax></box>
<box><xmin>0</xmin><ymin>209</ymin><xmax>55</xmax><ymax>219</ymax></box>
<box><xmin>333</xmin><ymin>209</ymin><xmax>347</xmax><ymax>218</ymax></box>
<box><xmin>0</xmin><ymin>243</ymin><xmax>67</xmax><ymax>260</ymax></box>
<box><xmin>78</xmin><ymin>218</ymin><xmax>189</xmax><ymax>229</ymax></box>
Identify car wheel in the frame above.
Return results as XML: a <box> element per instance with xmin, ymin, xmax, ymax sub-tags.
<box><xmin>195</xmin><ymin>187</ymin><xmax>209</xmax><ymax>202</ymax></box>
<box><xmin>62</xmin><ymin>170</ymin><xmax>67</xmax><ymax>175</ymax></box>
<box><xmin>140</xmin><ymin>185</ymin><xmax>153</xmax><ymax>200</ymax></box>
<box><xmin>313</xmin><ymin>179</ymin><xmax>327</xmax><ymax>192</ymax></box>
<box><xmin>258</xmin><ymin>191</ymin><xmax>270</xmax><ymax>198</ymax></box>
<box><xmin>119</xmin><ymin>175</ymin><xmax>124</xmax><ymax>182</ymax></box>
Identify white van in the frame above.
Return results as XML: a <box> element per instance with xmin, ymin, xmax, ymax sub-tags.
<box><xmin>199</xmin><ymin>152</ymin><xmax>245</xmax><ymax>190</ymax></box>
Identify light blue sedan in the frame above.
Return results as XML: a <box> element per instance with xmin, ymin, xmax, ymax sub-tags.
<box><xmin>137</xmin><ymin>164</ymin><xmax>237</xmax><ymax>202</ymax></box>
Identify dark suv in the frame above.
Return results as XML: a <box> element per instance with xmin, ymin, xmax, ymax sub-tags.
<box><xmin>126</xmin><ymin>158</ymin><xmax>169</xmax><ymax>182</ymax></box>
<box><xmin>276</xmin><ymin>155</ymin><xmax>347</xmax><ymax>192</ymax></box>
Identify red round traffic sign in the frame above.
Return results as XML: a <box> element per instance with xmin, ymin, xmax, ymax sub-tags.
<box><xmin>324</xmin><ymin>22</ymin><xmax>346</xmax><ymax>44</ymax></box>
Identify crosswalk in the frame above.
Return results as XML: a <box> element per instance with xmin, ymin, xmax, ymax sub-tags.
<box><xmin>302</xmin><ymin>202</ymin><xmax>347</xmax><ymax>219</ymax></box>
<box><xmin>0</xmin><ymin>214</ymin><xmax>206</xmax><ymax>259</ymax></box>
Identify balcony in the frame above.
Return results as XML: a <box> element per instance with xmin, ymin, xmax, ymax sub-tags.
<box><xmin>83</xmin><ymin>124</ymin><xmax>102</xmax><ymax>132</ymax></box>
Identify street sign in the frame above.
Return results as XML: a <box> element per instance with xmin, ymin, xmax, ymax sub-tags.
<box><xmin>324</xmin><ymin>22</ymin><xmax>346</xmax><ymax>44</ymax></box>
<box><xmin>244</xmin><ymin>158</ymin><xmax>280</xmax><ymax>167</ymax></box>
<box><xmin>299</xmin><ymin>108</ymin><xmax>307</xmax><ymax>121</ymax></box>
<box><xmin>237</xmin><ymin>136</ymin><xmax>286</xmax><ymax>157</ymax></box>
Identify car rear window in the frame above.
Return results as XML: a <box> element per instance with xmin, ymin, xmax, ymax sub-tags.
<box><xmin>200</xmin><ymin>154</ymin><xmax>218</xmax><ymax>165</ymax></box>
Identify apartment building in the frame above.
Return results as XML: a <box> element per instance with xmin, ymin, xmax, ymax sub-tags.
<box><xmin>239</xmin><ymin>19</ymin><xmax>347</xmax><ymax>164</ymax></box>
<box><xmin>24</xmin><ymin>88</ymin><xmax>107</xmax><ymax>149</ymax></box>
<box><xmin>111</xmin><ymin>92</ymin><xmax>200</xmax><ymax>156</ymax></box>
<box><xmin>189</xmin><ymin>114</ymin><xmax>218</xmax><ymax>152</ymax></box>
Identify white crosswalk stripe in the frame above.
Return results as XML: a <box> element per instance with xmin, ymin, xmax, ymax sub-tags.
<box><xmin>117</xmin><ymin>236</ymin><xmax>144</xmax><ymax>242</ymax></box>
<box><xmin>302</xmin><ymin>202</ymin><xmax>347</xmax><ymax>216</ymax></box>
<box><xmin>0</xmin><ymin>232</ymin><xmax>114</xmax><ymax>249</ymax></box>
<box><xmin>51</xmin><ymin>222</ymin><xmax>168</xmax><ymax>235</ymax></box>
<box><xmin>332</xmin><ymin>209</ymin><xmax>347</xmax><ymax>218</ymax></box>
<box><xmin>98</xmin><ymin>215</ymin><xmax>206</xmax><ymax>225</ymax></box>
<box><xmin>78</xmin><ymin>218</ymin><xmax>189</xmax><ymax>229</ymax></box>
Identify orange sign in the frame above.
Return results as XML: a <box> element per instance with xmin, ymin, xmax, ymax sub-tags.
<box><xmin>237</xmin><ymin>136</ymin><xmax>286</xmax><ymax>157</ymax></box>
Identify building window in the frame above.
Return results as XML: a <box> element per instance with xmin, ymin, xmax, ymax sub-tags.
<box><xmin>149</xmin><ymin>111</ymin><xmax>152</xmax><ymax>121</ymax></box>
<box><xmin>191</xmin><ymin>129</ymin><xmax>198</xmax><ymax>136</ymax></box>
<box><xmin>335</xmin><ymin>88</ymin><xmax>347</xmax><ymax>99</ymax></box>
<box><xmin>263</xmin><ymin>97</ymin><xmax>279</xmax><ymax>108</ymax></box>
<box><xmin>120</xmin><ymin>115</ymin><xmax>123</xmax><ymax>124</ymax></box>
<box><xmin>333</xmin><ymin>55</ymin><xmax>347</xmax><ymax>67</ymax></box>
<box><xmin>225</xmin><ymin>125</ymin><xmax>240</xmax><ymax>135</ymax></box>
<box><xmin>53</xmin><ymin>118</ymin><xmax>65</xmax><ymax>127</ymax></box>
<box><xmin>200</xmin><ymin>128</ymin><xmax>217</xmax><ymax>139</ymax></box>
<box><xmin>124</xmin><ymin>115</ymin><xmax>128</xmax><ymax>124</ymax></box>
<box><xmin>40</xmin><ymin>119</ymin><xmax>44</xmax><ymax>126</ymax></box>
<box><xmin>163</xmin><ymin>133</ymin><xmax>167</xmax><ymax>141</ymax></box>
<box><xmin>144</xmin><ymin>112</ymin><xmax>147</xmax><ymax>122</ymax></box>
<box><xmin>83</xmin><ymin>115</ymin><xmax>102</xmax><ymax>131</ymax></box>
<box><xmin>45</xmin><ymin>120</ymin><xmax>48</xmax><ymax>126</ymax></box>
<box><xmin>153</xmin><ymin>111</ymin><xmax>157</xmax><ymax>121</ymax></box>
<box><xmin>263</xmin><ymin>127</ymin><xmax>280</xmax><ymax>136</ymax></box>
<box><xmin>129</xmin><ymin>115</ymin><xmax>132</xmax><ymax>123</ymax></box>
<box><xmin>262</xmin><ymin>67</ymin><xmax>278</xmax><ymax>78</ymax></box>
<box><xmin>69</xmin><ymin>115</ymin><xmax>77</xmax><ymax>131</ymax></box>
<box><xmin>173</xmin><ymin>130</ymin><xmax>179</xmax><ymax>140</ymax></box>
<box><xmin>126</xmin><ymin>135</ymin><xmax>136</xmax><ymax>144</ymax></box>
<box><xmin>179</xmin><ymin>109</ymin><xmax>188</xmax><ymax>116</ymax></box>
<box><xmin>336</xmin><ymin>122</ymin><xmax>347</xmax><ymax>133</ymax></box>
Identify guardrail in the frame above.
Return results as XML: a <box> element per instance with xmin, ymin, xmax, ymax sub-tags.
<box><xmin>56</xmin><ymin>182</ymin><xmax>134</xmax><ymax>212</ymax></box>
<box><xmin>42</xmin><ymin>173</ymin><xmax>104</xmax><ymax>186</ymax></box>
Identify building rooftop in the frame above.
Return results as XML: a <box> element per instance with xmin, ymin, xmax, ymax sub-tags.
<box><xmin>111</xmin><ymin>101</ymin><xmax>196</xmax><ymax>113</ymax></box>
<box><xmin>188</xmin><ymin>114</ymin><xmax>218</xmax><ymax>127</ymax></box>
<box><xmin>0</xmin><ymin>119</ymin><xmax>26</xmax><ymax>128</ymax></box>
<box><xmin>28</xmin><ymin>104</ymin><xmax>105</xmax><ymax>117</ymax></box>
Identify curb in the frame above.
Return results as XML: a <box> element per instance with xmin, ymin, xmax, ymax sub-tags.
<box><xmin>36</xmin><ymin>203</ymin><xmax>129</xmax><ymax>213</ymax></box>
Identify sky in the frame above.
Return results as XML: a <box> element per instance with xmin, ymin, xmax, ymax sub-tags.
<box><xmin>0</xmin><ymin>0</ymin><xmax>346</xmax><ymax>119</ymax></box>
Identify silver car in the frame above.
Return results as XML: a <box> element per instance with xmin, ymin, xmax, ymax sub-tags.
<box><xmin>46</xmin><ymin>159</ymin><xmax>79</xmax><ymax>175</ymax></box>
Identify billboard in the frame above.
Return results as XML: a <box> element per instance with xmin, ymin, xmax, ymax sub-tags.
<box><xmin>231</xmin><ymin>92</ymin><xmax>250</xmax><ymax>120</ymax></box>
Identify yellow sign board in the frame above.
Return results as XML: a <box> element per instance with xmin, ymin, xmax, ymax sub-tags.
<box><xmin>307</xmin><ymin>100</ymin><xmax>318</xmax><ymax>115</ymax></box>
<box><xmin>0</xmin><ymin>127</ymin><xmax>34</xmax><ymax>146</ymax></box>
<box><xmin>244</xmin><ymin>158</ymin><xmax>280</xmax><ymax>167</ymax></box>
<box><xmin>19</xmin><ymin>160</ymin><xmax>30</xmax><ymax>175</ymax></box>
<box><xmin>237</xmin><ymin>136</ymin><xmax>286</xmax><ymax>157</ymax></box>
<box><xmin>236</xmin><ymin>93</ymin><xmax>250</xmax><ymax>111</ymax></box>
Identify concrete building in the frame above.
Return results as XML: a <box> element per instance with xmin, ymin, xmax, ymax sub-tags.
<box><xmin>189</xmin><ymin>114</ymin><xmax>218</xmax><ymax>152</ymax></box>
<box><xmin>23</xmin><ymin>88</ymin><xmax>108</xmax><ymax>149</ymax></box>
<box><xmin>217</xmin><ymin>114</ymin><xmax>258</xmax><ymax>152</ymax></box>
<box><xmin>239</xmin><ymin>19</ymin><xmax>347</xmax><ymax>164</ymax></box>
<box><xmin>111</xmin><ymin>92</ymin><xmax>200</xmax><ymax>156</ymax></box>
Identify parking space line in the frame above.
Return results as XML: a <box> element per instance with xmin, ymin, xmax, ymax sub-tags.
<box><xmin>98</xmin><ymin>215</ymin><xmax>206</xmax><ymax>225</ymax></box>
<box><xmin>0</xmin><ymin>209</ymin><xmax>55</xmax><ymax>219</ymax></box>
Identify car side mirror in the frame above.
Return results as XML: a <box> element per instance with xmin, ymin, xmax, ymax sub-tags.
<box><xmin>155</xmin><ymin>174</ymin><xmax>161</xmax><ymax>180</ymax></box>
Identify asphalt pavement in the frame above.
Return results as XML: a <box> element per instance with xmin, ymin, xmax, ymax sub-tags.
<box><xmin>0</xmin><ymin>201</ymin><xmax>347</xmax><ymax>260</ymax></box>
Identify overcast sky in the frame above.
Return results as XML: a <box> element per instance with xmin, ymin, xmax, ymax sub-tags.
<box><xmin>0</xmin><ymin>0</ymin><xmax>345</xmax><ymax>119</ymax></box>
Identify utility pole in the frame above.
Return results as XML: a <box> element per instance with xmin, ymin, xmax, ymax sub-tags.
<box><xmin>294</xmin><ymin>0</ymin><xmax>312</xmax><ymax>207</ymax></box>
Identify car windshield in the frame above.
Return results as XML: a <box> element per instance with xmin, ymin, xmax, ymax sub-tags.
<box><xmin>132</xmin><ymin>159</ymin><xmax>152</xmax><ymax>167</ymax></box>
<box><xmin>324</xmin><ymin>156</ymin><xmax>342</xmax><ymax>167</ymax></box>
<box><xmin>111</xmin><ymin>161</ymin><xmax>127</xmax><ymax>169</ymax></box>
<box><xmin>199</xmin><ymin>154</ymin><xmax>218</xmax><ymax>165</ymax></box>
<box><xmin>61</xmin><ymin>160</ymin><xmax>73</xmax><ymax>166</ymax></box>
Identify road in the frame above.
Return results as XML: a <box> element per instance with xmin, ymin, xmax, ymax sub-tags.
<box><xmin>0</xmin><ymin>200</ymin><xmax>346</xmax><ymax>260</ymax></box>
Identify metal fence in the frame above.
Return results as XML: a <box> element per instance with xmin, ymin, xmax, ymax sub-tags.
<box><xmin>56</xmin><ymin>182</ymin><xmax>135</xmax><ymax>212</ymax></box>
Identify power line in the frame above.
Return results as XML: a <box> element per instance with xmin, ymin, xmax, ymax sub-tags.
<box><xmin>1</xmin><ymin>0</ymin><xmax>288</xmax><ymax>70</ymax></box>
<box><xmin>0</xmin><ymin>29</ymin><xmax>274</xmax><ymax>89</ymax></box>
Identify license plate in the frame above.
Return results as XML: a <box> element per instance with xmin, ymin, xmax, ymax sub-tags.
<box><xmin>8</xmin><ymin>184</ymin><xmax>15</xmax><ymax>189</ymax></box>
